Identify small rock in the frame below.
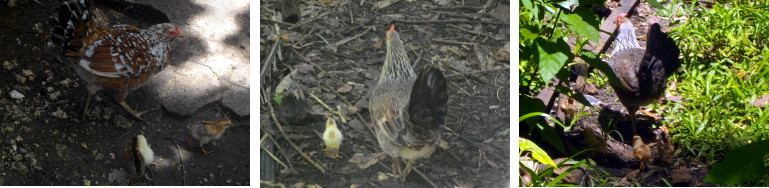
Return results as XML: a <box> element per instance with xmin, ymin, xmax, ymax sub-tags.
<box><xmin>59</xmin><ymin>78</ymin><xmax>72</xmax><ymax>87</ymax></box>
<box><xmin>110</xmin><ymin>153</ymin><xmax>115</xmax><ymax>160</ymax></box>
<box><xmin>46</xmin><ymin>87</ymin><xmax>54</xmax><ymax>93</ymax></box>
<box><xmin>489</xmin><ymin>105</ymin><xmax>499</xmax><ymax>109</ymax></box>
<box><xmin>32</xmin><ymin>23</ymin><xmax>43</xmax><ymax>34</ymax></box>
<box><xmin>16</xmin><ymin>75</ymin><xmax>26</xmax><ymax>84</ymax></box>
<box><xmin>9</xmin><ymin>90</ymin><xmax>24</xmax><ymax>99</ymax></box>
<box><xmin>21</xmin><ymin>69</ymin><xmax>33</xmax><ymax>76</ymax></box>
<box><xmin>52</xmin><ymin>108</ymin><xmax>68</xmax><ymax>119</ymax></box>
<box><xmin>113</xmin><ymin>115</ymin><xmax>131</xmax><ymax>129</ymax></box>
<box><xmin>81</xmin><ymin>143</ymin><xmax>88</xmax><ymax>149</ymax></box>
<box><xmin>55</xmin><ymin>144</ymin><xmax>66</xmax><ymax>157</ymax></box>
<box><xmin>13</xmin><ymin>154</ymin><xmax>23</xmax><ymax>161</ymax></box>
<box><xmin>11</xmin><ymin>162</ymin><xmax>28</xmax><ymax>174</ymax></box>
<box><xmin>2</xmin><ymin>61</ymin><xmax>13</xmax><ymax>70</ymax></box>
<box><xmin>83</xmin><ymin>179</ymin><xmax>90</xmax><ymax>186</ymax></box>
<box><xmin>49</xmin><ymin>91</ymin><xmax>61</xmax><ymax>100</ymax></box>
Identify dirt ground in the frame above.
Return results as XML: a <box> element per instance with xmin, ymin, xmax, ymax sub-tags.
<box><xmin>0</xmin><ymin>0</ymin><xmax>249</xmax><ymax>185</ymax></box>
<box><xmin>260</xmin><ymin>0</ymin><xmax>510</xmax><ymax>187</ymax></box>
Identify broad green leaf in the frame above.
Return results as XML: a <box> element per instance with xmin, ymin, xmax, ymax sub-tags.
<box><xmin>535</xmin><ymin>38</ymin><xmax>571</xmax><ymax>85</ymax></box>
<box><xmin>704</xmin><ymin>140</ymin><xmax>769</xmax><ymax>184</ymax></box>
<box><xmin>519</xmin><ymin>138</ymin><xmax>557</xmax><ymax>168</ymax></box>
<box><xmin>560</xmin><ymin>7</ymin><xmax>601</xmax><ymax>43</ymax></box>
<box><xmin>520</xmin><ymin>27</ymin><xmax>539</xmax><ymax>42</ymax></box>
<box><xmin>646</xmin><ymin>0</ymin><xmax>665</xmax><ymax>9</ymax></box>
<box><xmin>520</xmin><ymin>95</ymin><xmax>546</xmax><ymax>128</ymax></box>
<box><xmin>521</xmin><ymin>0</ymin><xmax>533</xmax><ymax>11</ymax></box>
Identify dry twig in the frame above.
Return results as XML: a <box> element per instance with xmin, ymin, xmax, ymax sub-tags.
<box><xmin>432</xmin><ymin>38</ymin><xmax>477</xmax><ymax>46</ymax></box>
<box><xmin>267</xmin><ymin>100</ymin><xmax>326</xmax><ymax>174</ymax></box>
<box><xmin>393</xmin><ymin>19</ymin><xmax>505</xmax><ymax>25</ymax></box>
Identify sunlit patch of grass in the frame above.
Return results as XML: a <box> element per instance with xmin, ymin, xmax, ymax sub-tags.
<box><xmin>663</xmin><ymin>1</ymin><xmax>769</xmax><ymax>163</ymax></box>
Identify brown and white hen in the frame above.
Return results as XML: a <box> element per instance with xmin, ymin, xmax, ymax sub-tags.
<box><xmin>51</xmin><ymin>0</ymin><xmax>183</xmax><ymax>120</ymax></box>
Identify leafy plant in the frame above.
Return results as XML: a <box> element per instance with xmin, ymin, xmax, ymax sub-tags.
<box><xmin>665</xmin><ymin>1</ymin><xmax>769</xmax><ymax>164</ymax></box>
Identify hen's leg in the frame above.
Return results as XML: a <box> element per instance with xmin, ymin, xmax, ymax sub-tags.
<box><xmin>401</xmin><ymin>157</ymin><xmax>417</xmax><ymax>182</ymax></box>
<box><xmin>82</xmin><ymin>84</ymin><xmax>100</xmax><ymax>120</ymax></box>
<box><xmin>115</xmin><ymin>92</ymin><xmax>152</xmax><ymax>120</ymax></box>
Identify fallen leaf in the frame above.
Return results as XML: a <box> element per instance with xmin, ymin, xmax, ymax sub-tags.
<box><xmin>439</xmin><ymin>139</ymin><xmax>449</xmax><ymax>150</ymax></box>
<box><xmin>294</xmin><ymin>63</ymin><xmax>314</xmax><ymax>74</ymax></box>
<box><xmin>337</xmin><ymin>84</ymin><xmax>353</xmax><ymax>93</ymax></box>
<box><xmin>373</xmin><ymin>39</ymin><xmax>383</xmax><ymax>49</ymax></box>
<box><xmin>348</xmin><ymin>153</ymin><xmax>384</xmax><ymax>169</ymax></box>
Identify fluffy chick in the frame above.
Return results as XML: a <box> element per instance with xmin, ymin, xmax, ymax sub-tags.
<box><xmin>560</xmin><ymin>96</ymin><xmax>578</xmax><ymax>125</ymax></box>
<box><xmin>632</xmin><ymin>135</ymin><xmax>652</xmax><ymax>171</ymax></box>
<box><xmin>188</xmin><ymin>118</ymin><xmax>234</xmax><ymax>156</ymax></box>
<box><xmin>322</xmin><ymin>116</ymin><xmax>343</xmax><ymax>158</ymax></box>
<box><xmin>124</xmin><ymin>135</ymin><xmax>154</xmax><ymax>185</ymax></box>
<box><xmin>656</xmin><ymin>127</ymin><xmax>675</xmax><ymax>165</ymax></box>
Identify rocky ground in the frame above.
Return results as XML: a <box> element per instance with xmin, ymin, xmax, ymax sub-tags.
<box><xmin>0</xmin><ymin>0</ymin><xmax>249</xmax><ymax>185</ymax></box>
<box><xmin>260</xmin><ymin>0</ymin><xmax>510</xmax><ymax>187</ymax></box>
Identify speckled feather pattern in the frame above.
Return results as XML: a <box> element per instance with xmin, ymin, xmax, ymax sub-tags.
<box><xmin>609</xmin><ymin>17</ymin><xmax>680</xmax><ymax>112</ymax></box>
<box><xmin>369</xmin><ymin>27</ymin><xmax>448</xmax><ymax>162</ymax></box>
<box><xmin>52</xmin><ymin>0</ymin><xmax>180</xmax><ymax>101</ymax></box>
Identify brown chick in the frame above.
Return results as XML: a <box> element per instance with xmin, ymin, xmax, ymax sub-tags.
<box><xmin>632</xmin><ymin>135</ymin><xmax>651</xmax><ymax>171</ymax></box>
<box><xmin>124</xmin><ymin>135</ymin><xmax>154</xmax><ymax>185</ymax></box>
<box><xmin>560</xmin><ymin>96</ymin><xmax>578</xmax><ymax>125</ymax></box>
<box><xmin>656</xmin><ymin>126</ymin><xmax>675</xmax><ymax>165</ymax></box>
<box><xmin>188</xmin><ymin>118</ymin><xmax>234</xmax><ymax>156</ymax></box>
<box><xmin>583</xmin><ymin>127</ymin><xmax>607</xmax><ymax>161</ymax></box>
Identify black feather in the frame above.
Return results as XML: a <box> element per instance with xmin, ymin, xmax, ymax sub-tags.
<box><xmin>407</xmin><ymin>65</ymin><xmax>448</xmax><ymax>131</ymax></box>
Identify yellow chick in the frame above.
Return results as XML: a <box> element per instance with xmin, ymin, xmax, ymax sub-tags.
<box><xmin>323</xmin><ymin>116</ymin><xmax>343</xmax><ymax>158</ymax></box>
<box><xmin>124</xmin><ymin>135</ymin><xmax>154</xmax><ymax>185</ymax></box>
<box><xmin>187</xmin><ymin>118</ymin><xmax>234</xmax><ymax>156</ymax></box>
<box><xmin>632</xmin><ymin>135</ymin><xmax>652</xmax><ymax>171</ymax></box>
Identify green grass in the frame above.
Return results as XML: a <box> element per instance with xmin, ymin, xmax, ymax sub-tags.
<box><xmin>664</xmin><ymin>1</ymin><xmax>769</xmax><ymax>164</ymax></box>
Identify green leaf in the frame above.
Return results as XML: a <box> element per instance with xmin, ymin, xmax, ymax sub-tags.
<box><xmin>704</xmin><ymin>140</ymin><xmax>769</xmax><ymax>185</ymax></box>
<box><xmin>521</xmin><ymin>0</ymin><xmax>533</xmax><ymax>11</ymax></box>
<box><xmin>560</xmin><ymin>7</ymin><xmax>601</xmax><ymax>43</ymax></box>
<box><xmin>645</xmin><ymin>0</ymin><xmax>665</xmax><ymax>9</ymax></box>
<box><xmin>519</xmin><ymin>112</ymin><xmax>567</xmax><ymax>154</ymax></box>
<box><xmin>520</xmin><ymin>27</ymin><xmax>539</xmax><ymax>43</ymax></box>
<box><xmin>520</xmin><ymin>138</ymin><xmax>557</xmax><ymax>168</ymax></box>
<box><xmin>274</xmin><ymin>94</ymin><xmax>283</xmax><ymax>105</ymax></box>
<box><xmin>535</xmin><ymin>38</ymin><xmax>571</xmax><ymax>85</ymax></box>
<box><xmin>520</xmin><ymin>95</ymin><xmax>546</xmax><ymax>127</ymax></box>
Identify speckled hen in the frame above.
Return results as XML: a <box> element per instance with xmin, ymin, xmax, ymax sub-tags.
<box><xmin>51</xmin><ymin>0</ymin><xmax>183</xmax><ymax>120</ymax></box>
<box><xmin>609</xmin><ymin>13</ymin><xmax>680</xmax><ymax>135</ymax></box>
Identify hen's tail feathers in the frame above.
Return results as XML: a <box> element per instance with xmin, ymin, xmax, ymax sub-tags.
<box><xmin>645</xmin><ymin>23</ymin><xmax>681</xmax><ymax>77</ymax></box>
<box><xmin>406</xmin><ymin>65</ymin><xmax>449</xmax><ymax>130</ymax></box>
<box><xmin>50</xmin><ymin>0</ymin><xmax>93</xmax><ymax>54</ymax></box>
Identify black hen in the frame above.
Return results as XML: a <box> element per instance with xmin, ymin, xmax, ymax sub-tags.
<box><xmin>609</xmin><ymin>13</ymin><xmax>681</xmax><ymax>135</ymax></box>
